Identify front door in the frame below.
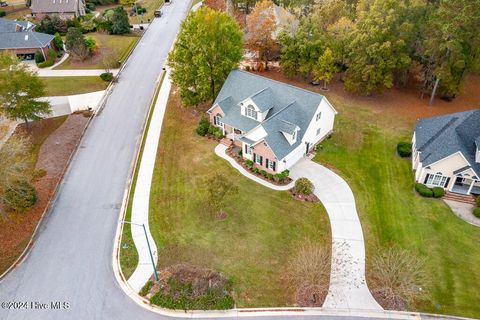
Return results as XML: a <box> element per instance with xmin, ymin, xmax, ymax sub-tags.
<box><xmin>305</xmin><ymin>142</ymin><xmax>310</xmax><ymax>155</ymax></box>
<box><xmin>455</xmin><ymin>176</ymin><xmax>464</xmax><ymax>185</ymax></box>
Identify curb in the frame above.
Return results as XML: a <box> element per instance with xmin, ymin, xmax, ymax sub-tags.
<box><xmin>0</xmin><ymin>112</ymin><xmax>95</xmax><ymax>281</ymax></box>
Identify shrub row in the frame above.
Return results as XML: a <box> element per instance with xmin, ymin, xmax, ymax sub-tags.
<box><xmin>245</xmin><ymin>159</ymin><xmax>289</xmax><ymax>182</ymax></box>
<box><xmin>415</xmin><ymin>183</ymin><xmax>444</xmax><ymax>198</ymax></box>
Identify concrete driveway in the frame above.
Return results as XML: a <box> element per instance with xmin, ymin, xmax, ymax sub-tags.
<box><xmin>290</xmin><ymin>158</ymin><xmax>382</xmax><ymax>311</ymax></box>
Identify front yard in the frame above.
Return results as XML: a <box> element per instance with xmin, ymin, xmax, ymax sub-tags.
<box><xmin>41</xmin><ymin>76</ymin><xmax>109</xmax><ymax>96</ymax></box>
<box><xmin>308</xmin><ymin>76</ymin><xmax>480</xmax><ymax>317</ymax></box>
<box><xmin>120</xmin><ymin>88</ymin><xmax>331</xmax><ymax>308</ymax></box>
<box><xmin>55</xmin><ymin>33</ymin><xmax>139</xmax><ymax>70</ymax></box>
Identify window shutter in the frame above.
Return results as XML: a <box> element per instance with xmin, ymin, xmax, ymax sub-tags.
<box><xmin>273</xmin><ymin>161</ymin><xmax>276</xmax><ymax>171</ymax></box>
<box><xmin>245</xmin><ymin>144</ymin><xmax>248</xmax><ymax>154</ymax></box>
<box><xmin>253</xmin><ymin>153</ymin><xmax>256</xmax><ymax>163</ymax></box>
<box><xmin>444</xmin><ymin>177</ymin><xmax>451</xmax><ymax>188</ymax></box>
<box><xmin>266</xmin><ymin>159</ymin><xmax>269</xmax><ymax>168</ymax></box>
<box><xmin>260</xmin><ymin>156</ymin><xmax>263</xmax><ymax>165</ymax></box>
<box><xmin>423</xmin><ymin>174</ymin><xmax>429</xmax><ymax>184</ymax></box>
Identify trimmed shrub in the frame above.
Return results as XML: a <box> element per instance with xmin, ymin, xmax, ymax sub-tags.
<box><xmin>37</xmin><ymin>49</ymin><xmax>57</xmax><ymax>68</ymax></box>
<box><xmin>237</xmin><ymin>149</ymin><xmax>242</xmax><ymax>156</ymax></box>
<box><xmin>252</xmin><ymin>167</ymin><xmax>260</xmax><ymax>174</ymax></box>
<box><xmin>196</xmin><ymin>116</ymin><xmax>210</xmax><ymax>136</ymax></box>
<box><xmin>294</xmin><ymin>177</ymin><xmax>314</xmax><ymax>196</ymax></box>
<box><xmin>34</xmin><ymin>51</ymin><xmax>45</xmax><ymax>64</ymax></box>
<box><xmin>397</xmin><ymin>142</ymin><xmax>412</xmax><ymax>157</ymax></box>
<box><xmin>415</xmin><ymin>183</ymin><xmax>433</xmax><ymax>197</ymax></box>
<box><xmin>0</xmin><ymin>11</ymin><xmax>6</xmax><ymax>17</ymax></box>
<box><xmin>266</xmin><ymin>173</ymin><xmax>274</xmax><ymax>180</ymax></box>
<box><xmin>245</xmin><ymin>160</ymin><xmax>253</xmax><ymax>168</ymax></box>
<box><xmin>54</xmin><ymin>32</ymin><xmax>63</xmax><ymax>49</ymax></box>
<box><xmin>275</xmin><ymin>169</ymin><xmax>290</xmax><ymax>180</ymax></box>
<box><xmin>100</xmin><ymin>72</ymin><xmax>113</xmax><ymax>81</ymax></box>
<box><xmin>432</xmin><ymin>187</ymin><xmax>445</xmax><ymax>198</ymax></box>
<box><xmin>260</xmin><ymin>170</ymin><xmax>267</xmax><ymax>177</ymax></box>
<box><xmin>213</xmin><ymin>127</ymin><xmax>223</xmax><ymax>139</ymax></box>
<box><xmin>4</xmin><ymin>181</ymin><xmax>37</xmax><ymax>212</ymax></box>
<box><xmin>476</xmin><ymin>196</ymin><xmax>480</xmax><ymax>207</ymax></box>
<box><xmin>473</xmin><ymin>208</ymin><xmax>480</xmax><ymax>218</ymax></box>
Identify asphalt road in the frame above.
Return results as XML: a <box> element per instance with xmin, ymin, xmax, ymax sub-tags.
<box><xmin>0</xmin><ymin>1</ymin><xmax>191</xmax><ymax>319</ymax></box>
<box><xmin>0</xmin><ymin>2</ymin><xmax>444</xmax><ymax>320</ymax></box>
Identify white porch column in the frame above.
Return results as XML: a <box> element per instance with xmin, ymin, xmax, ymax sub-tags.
<box><xmin>467</xmin><ymin>179</ymin><xmax>475</xmax><ymax>195</ymax></box>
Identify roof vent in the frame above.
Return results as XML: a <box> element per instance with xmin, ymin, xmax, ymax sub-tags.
<box><xmin>24</xmin><ymin>34</ymin><xmax>29</xmax><ymax>41</ymax></box>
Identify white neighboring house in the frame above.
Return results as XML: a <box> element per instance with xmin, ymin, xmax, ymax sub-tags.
<box><xmin>412</xmin><ymin>109</ymin><xmax>480</xmax><ymax>196</ymax></box>
<box><xmin>207</xmin><ymin>70</ymin><xmax>337</xmax><ymax>174</ymax></box>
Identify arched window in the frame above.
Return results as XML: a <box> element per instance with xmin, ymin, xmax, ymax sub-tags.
<box><xmin>246</xmin><ymin>105</ymin><xmax>258</xmax><ymax>120</ymax></box>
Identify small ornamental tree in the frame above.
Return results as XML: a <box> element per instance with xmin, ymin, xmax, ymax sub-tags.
<box><xmin>294</xmin><ymin>178</ymin><xmax>315</xmax><ymax>196</ymax></box>
<box><xmin>0</xmin><ymin>53</ymin><xmax>51</xmax><ymax>128</ymax></box>
<box><xmin>168</xmin><ymin>7</ymin><xmax>243</xmax><ymax>106</ymax></box>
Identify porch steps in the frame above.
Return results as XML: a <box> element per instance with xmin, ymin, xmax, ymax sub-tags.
<box><xmin>444</xmin><ymin>191</ymin><xmax>477</xmax><ymax>205</ymax></box>
<box><xmin>220</xmin><ymin>138</ymin><xmax>233</xmax><ymax>147</ymax></box>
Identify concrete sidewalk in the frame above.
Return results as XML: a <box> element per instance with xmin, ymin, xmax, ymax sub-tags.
<box><xmin>37</xmin><ymin>69</ymin><xmax>120</xmax><ymax>77</ymax></box>
<box><xmin>290</xmin><ymin>158</ymin><xmax>383</xmax><ymax>311</ymax></box>
<box><xmin>127</xmin><ymin>71</ymin><xmax>172</xmax><ymax>293</ymax></box>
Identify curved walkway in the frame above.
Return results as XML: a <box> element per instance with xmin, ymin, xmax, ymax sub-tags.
<box><xmin>290</xmin><ymin>158</ymin><xmax>382</xmax><ymax>310</ymax></box>
<box><xmin>215</xmin><ymin>144</ymin><xmax>295</xmax><ymax>191</ymax></box>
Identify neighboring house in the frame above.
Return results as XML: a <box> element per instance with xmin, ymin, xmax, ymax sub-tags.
<box><xmin>31</xmin><ymin>0</ymin><xmax>86</xmax><ymax>19</ymax></box>
<box><xmin>412</xmin><ymin>109</ymin><xmax>480</xmax><ymax>196</ymax></box>
<box><xmin>272</xmin><ymin>4</ymin><xmax>299</xmax><ymax>38</ymax></box>
<box><xmin>0</xmin><ymin>18</ymin><xmax>55</xmax><ymax>60</ymax></box>
<box><xmin>207</xmin><ymin>70</ymin><xmax>337</xmax><ymax>174</ymax></box>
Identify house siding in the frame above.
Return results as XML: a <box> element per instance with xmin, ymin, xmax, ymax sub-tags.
<box><xmin>251</xmin><ymin>141</ymin><xmax>277</xmax><ymax>173</ymax></box>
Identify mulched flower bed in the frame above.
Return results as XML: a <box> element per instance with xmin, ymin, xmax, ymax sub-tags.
<box><xmin>225</xmin><ymin>146</ymin><xmax>292</xmax><ymax>186</ymax></box>
<box><xmin>289</xmin><ymin>189</ymin><xmax>319</xmax><ymax>203</ymax></box>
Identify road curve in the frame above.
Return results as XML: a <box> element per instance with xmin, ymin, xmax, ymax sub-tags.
<box><xmin>0</xmin><ymin>1</ymin><xmax>191</xmax><ymax>319</ymax></box>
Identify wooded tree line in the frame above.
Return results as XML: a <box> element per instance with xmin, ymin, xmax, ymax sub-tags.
<box><xmin>279</xmin><ymin>0</ymin><xmax>480</xmax><ymax>97</ymax></box>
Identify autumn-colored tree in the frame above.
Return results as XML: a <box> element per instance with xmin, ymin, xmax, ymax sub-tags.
<box><xmin>245</xmin><ymin>0</ymin><xmax>277</xmax><ymax>69</ymax></box>
<box><xmin>204</xmin><ymin>0</ymin><xmax>226</xmax><ymax>11</ymax></box>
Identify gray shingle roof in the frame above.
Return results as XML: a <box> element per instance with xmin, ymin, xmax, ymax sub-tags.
<box><xmin>31</xmin><ymin>0</ymin><xmax>84</xmax><ymax>14</ymax></box>
<box><xmin>214</xmin><ymin>70</ymin><xmax>327</xmax><ymax>160</ymax></box>
<box><xmin>0</xmin><ymin>31</ymin><xmax>54</xmax><ymax>49</ymax></box>
<box><xmin>247</xmin><ymin>87</ymin><xmax>279</xmax><ymax>113</ymax></box>
<box><xmin>415</xmin><ymin>109</ymin><xmax>480</xmax><ymax>177</ymax></box>
<box><xmin>0</xmin><ymin>18</ymin><xmax>34</xmax><ymax>33</ymax></box>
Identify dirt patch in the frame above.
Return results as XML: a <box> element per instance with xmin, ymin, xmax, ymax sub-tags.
<box><xmin>289</xmin><ymin>189</ymin><xmax>319</xmax><ymax>203</ymax></box>
<box><xmin>0</xmin><ymin>112</ymin><xmax>91</xmax><ymax>274</ymax></box>
<box><xmin>251</xmin><ymin>68</ymin><xmax>480</xmax><ymax>126</ymax></box>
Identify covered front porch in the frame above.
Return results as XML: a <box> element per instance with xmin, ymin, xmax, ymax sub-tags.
<box><xmin>450</xmin><ymin>177</ymin><xmax>480</xmax><ymax>195</ymax></box>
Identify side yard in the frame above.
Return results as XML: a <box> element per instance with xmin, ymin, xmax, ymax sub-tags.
<box><xmin>0</xmin><ymin>113</ymin><xmax>91</xmax><ymax>275</ymax></box>
<box><xmin>297</xmin><ymin>73</ymin><xmax>480</xmax><ymax>317</ymax></box>
<box><xmin>120</xmin><ymin>88</ymin><xmax>331</xmax><ymax>308</ymax></box>
<box><xmin>41</xmin><ymin>76</ymin><xmax>109</xmax><ymax>96</ymax></box>
<box><xmin>55</xmin><ymin>33</ymin><xmax>139</xmax><ymax>70</ymax></box>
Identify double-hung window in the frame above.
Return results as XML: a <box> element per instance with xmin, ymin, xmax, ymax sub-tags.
<box><xmin>316</xmin><ymin>112</ymin><xmax>322</xmax><ymax>121</ymax></box>
<box><xmin>316</xmin><ymin>128</ymin><xmax>321</xmax><ymax>136</ymax></box>
<box><xmin>214</xmin><ymin>114</ymin><xmax>223</xmax><ymax>127</ymax></box>
<box><xmin>244</xmin><ymin>144</ymin><xmax>252</xmax><ymax>155</ymax></box>
<box><xmin>266</xmin><ymin>159</ymin><xmax>276</xmax><ymax>171</ymax></box>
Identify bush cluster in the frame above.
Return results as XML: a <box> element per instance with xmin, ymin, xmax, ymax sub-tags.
<box><xmin>0</xmin><ymin>11</ymin><xmax>6</xmax><ymax>17</ymax></box>
<box><xmin>100</xmin><ymin>72</ymin><xmax>113</xmax><ymax>81</ymax></box>
<box><xmin>196</xmin><ymin>116</ymin><xmax>223</xmax><ymax>139</ymax></box>
<box><xmin>397</xmin><ymin>142</ymin><xmax>412</xmax><ymax>157</ymax></box>
<box><xmin>37</xmin><ymin>49</ymin><xmax>57</xmax><ymax>68</ymax></box>
<box><xmin>294</xmin><ymin>178</ymin><xmax>315</xmax><ymax>196</ymax></box>
<box><xmin>4</xmin><ymin>181</ymin><xmax>37</xmax><ymax>212</ymax></box>
<box><xmin>415</xmin><ymin>183</ymin><xmax>444</xmax><ymax>198</ymax></box>
<box><xmin>34</xmin><ymin>51</ymin><xmax>45</xmax><ymax>64</ymax></box>
<box><xmin>473</xmin><ymin>208</ymin><xmax>480</xmax><ymax>218</ymax></box>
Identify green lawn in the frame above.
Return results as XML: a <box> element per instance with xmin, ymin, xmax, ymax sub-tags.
<box><xmin>314</xmin><ymin>96</ymin><xmax>480</xmax><ymax>318</ymax></box>
<box><xmin>42</xmin><ymin>77</ymin><xmax>109</xmax><ymax>96</ymax></box>
<box><xmin>55</xmin><ymin>33</ymin><xmax>139</xmax><ymax>70</ymax></box>
<box><xmin>120</xmin><ymin>90</ymin><xmax>331</xmax><ymax>308</ymax></box>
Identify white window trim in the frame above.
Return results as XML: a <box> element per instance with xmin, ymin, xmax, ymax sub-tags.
<box><xmin>246</xmin><ymin>105</ymin><xmax>258</xmax><ymax>120</ymax></box>
<box><xmin>214</xmin><ymin>115</ymin><xmax>223</xmax><ymax>127</ymax></box>
<box><xmin>426</xmin><ymin>173</ymin><xmax>448</xmax><ymax>187</ymax></box>
<box><xmin>244</xmin><ymin>144</ymin><xmax>252</xmax><ymax>155</ymax></box>
<box><xmin>268</xmin><ymin>160</ymin><xmax>275</xmax><ymax>170</ymax></box>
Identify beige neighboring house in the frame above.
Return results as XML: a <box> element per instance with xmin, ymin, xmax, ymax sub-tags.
<box><xmin>207</xmin><ymin>70</ymin><xmax>337</xmax><ymax>174</ymax></box>
<box><xmin>31</xmin><ymin>0</ymin><xmax>86</xmax><ymax>19</ymax></box>
<box><xmin>412</xmin><ymin>109</ymin><xmax>480</xmax><ymax>196</ymax></box>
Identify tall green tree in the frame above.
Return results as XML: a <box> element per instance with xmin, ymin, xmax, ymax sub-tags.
<box><xmin>313</xmin><ymin>48</ymin><xmax>338</xmax><ymax>89</ymax></box>
<box><xmin>344</xmin><ymin>0</ymin><xmax>416</xmax><ymax>95</ymax></box>
<box><xmin>111</xmin><ymin>6</ymin><xmax>130</xmax><ymax>34</ymax></box>
<box><xmin>421</xmin><ymin>0</ymin><xmax>480</xmax><ymax>98</ymax></box>
<box><xmin>0</xmin><ymin>54</ymin><xmax>51</xmax><ymax>128</ymax></box>
<box><xmin>168</xmin><ymin>7</ymin><xmax>243</xmax><ymax>106</ymax></box>
<box><xmin>65</xmin><ymin>27</ymin><xmax>90</xmax><ymax>60</ymax></box>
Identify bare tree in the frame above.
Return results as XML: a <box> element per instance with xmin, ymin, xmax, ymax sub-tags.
<box><xmin>369</xmin><ymin>247</ymin><xmax>429</xmax><ymax>310</ymax></box>
<box><xmin>0</xmin><ymin>135</ymin><xmax>31</xmax><ymax>213</ymax></box>
<box><xmin>102</xmin><ymin>51</ymin><xmax>119</xmax><ymax>74</ymax></box>
<box><xmin>285</xmin><ymin>242</ymin><xmax>330</xmax><ymax>307</ymax></box>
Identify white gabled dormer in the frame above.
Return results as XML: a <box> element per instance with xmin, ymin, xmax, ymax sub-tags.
<box><xmin>278</xmin><ymin>120</ymin><xmax>300</xmax><ymax>145</ymax></box>
<box><xmin>240</xmin><ymin>100</ymin><xmax>261</xmax><ymax>121</ymax></box>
